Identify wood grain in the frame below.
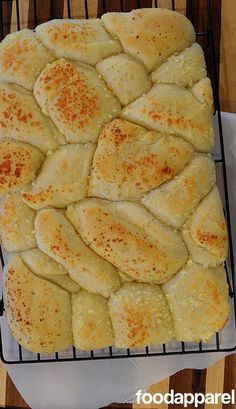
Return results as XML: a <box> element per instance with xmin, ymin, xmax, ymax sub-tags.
<box><xmin>204</xmin><ymin>358</ymin><xmax>225</xmax><ymax>409</ymax></box>
<box><xmin>223</xmin><ymin>354</ymin><xmax>236</xmax><ymax>409</ymax></box>
<box><xmin>219</xmin><ymin>0</ymin><xmax>236</xmax><ymax>112</ymax></box>
<box><xmin>0</xmin><ymin>0</ymin><xmax>13</xmax><ymax>39</ymax></box>
<box><xmin>5</xmin><ymin>374</ymin><xmax>29</xmax><ymax>408</ymax></box>
<box><xmin>0</xmin><ymin>361</ymin><xmax>6</xmax><ymax>407</ymax></box>
<box><xmin>157</xmin><ymin>0</ymin><xmax>186</xmax><ymax>13</ymax></box>
<box><xmin>18</xmin><ymin>0</ymin><xmax>30</xmax><ymax>28</ymax></box>
<box><xmin>10</xmin><ymin>0</ymin><xmax>18</xmax><ymax>32</ymax></box>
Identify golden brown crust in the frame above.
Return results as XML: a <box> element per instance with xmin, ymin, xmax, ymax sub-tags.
<box><xmin>35</xmin><ymin>208</ymin><xmax>120</xmax><ymax>298</ymax></box>
<box><xmin>0</xmin><ymin>193</ymin><xmax>36</xmax><ymax>252</ymax></box>
<box><xmin>0</xmin><ymin>140</ymin><xmax>44</xmax><ymax>197</ymax></box>
<box><xmin>72</xmin><ymin>291</ymin><xmax>113</xmax><ymax>350</ymax></box>
<box><xmin>34</xmin><ymin>59</ymin><xmax>121</xmax><ymax>143</ymax></box>
<box><xmin>21</xmin><ymin>249</ymin><xmax>80</xmax><ymax>293</ymax></box>
<box><xmin>88</xmin><ymin>118</ymin><xmax>194</xmax><ymax>200</ymax></box>
<box><xmin>109</xmin><ymin>282</ymin><xmax>174</xmax><ymax>348</ymax></box>
<box><xmin>121</xmin><ymin>83</ymin><xmax>214</xmax><ymax>152</ymax></box>
<box><xmin>0</xmin><ymin>83</ymin><xmax>65</xmax><ymax>153</ymax></box>
<box><xmin>142</xmin><ymin>155</ymin><xmax>216</xmax><ymax>228</ymax></box>
<box><xmin>163</xmin><ymin>263</ymin><xmax>230</xmax><ymax>342</ymax></box>
<box><xmin>0</xmin><ymin>29</ymin><xmax>55</xmax><ymax>90</ymax></box>
<box><xmin>66</xmin><ymin>199</ymin><xmax>188</xmax><ymax>284</ymax></box>
<box><xmin>22</xmin><ymin>143</ymin><xmax>95</xmax><ymax>209</ymax></box>
<box><xmin>36</xmin><ymin>19</ymin><xmax>122</xmax><ymax>65</ymax></box>
<box><xmin>181</xmin><ymin>187</ymin><xmax>228</xmax><ymax>265</ymax></box>
<box><xmin>102</xmin><ymin>8</ymin><xmax>195</xmax><ymax>71</ymax></box>
<box><xmin>4</xmin><ymin>255</ymin><xmax>72</xmax><ymax>353</ymax></box>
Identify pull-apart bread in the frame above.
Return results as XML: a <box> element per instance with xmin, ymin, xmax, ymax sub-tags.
<box><xmin>0</xmin><ymin>8</ymin><xmax>230</xmax><ymax>353</ymax></box>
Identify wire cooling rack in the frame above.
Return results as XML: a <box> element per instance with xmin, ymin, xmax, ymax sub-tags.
<box><xmin>0</xmin><ymin>0</ymin><xmax>236</xmax><ymax>364</ymax></box>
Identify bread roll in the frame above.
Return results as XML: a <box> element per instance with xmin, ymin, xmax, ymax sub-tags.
<box><xmin>0</xmin><ymin>83</ymin><xmax>65</xmax><ymax>153</ymax></box>
<box><xmin>102</xmin><ymin>8</ymin><xmax>195</xmax><ymax>71</ymax></box>
<box><xmin>21</xmin><ymin>249</ymin><xmax>80</xmax><ymax>293</ymax></box>
<box><xmin>0</xmin><ymin>29</ymin><xmax>54</xmax><ymax>90</ymax></box>
<box><xmin>192</xmin><ymin>78</ymin><xmax>213</xmax><ymax>109</ymax></box>
<box><xmin>66</xmin><ymin>199</ymin><xmax>188</xmax><ymax>284</ymax></box>
<box><xmin>0</xmin><ymin>193</ymin><xmax>36</xmax><ymax>252</ymax></box>
<box><xmin>0</xmin><ymin>140</ymin><xmax>44</xmax><ymax>197</ymax></box>
<box><xmin>96</xmin><ymin>54</ymin><xmax>151</xmax><ymax>105</ymax></box>
<box><xmin>181</xmin><ymin>187</ymin><xmax>228</xmax><ymax>265</ymax></box>
<box><xmin>142</xmin><ymin>155</ymin><xmax>216</xmax><ymax>228</ymax></box>
<box><xmin>22</xmin><ymin>143</ymin><xmax>95</xmax><ymax>209</ymax></box>
<box><xmin>35</xmin><ymin>208</ymin><xmax>120</xmax><ymax>298</ymax></box>
<box><xmin>72</xmin><ymin>291</ymin><xmax>113</xmax><ymax>350</ymax></box>
<box><xmin>163</xmin><ymin>263</ymin><xmax>230</xmax><ymax>342</ymax></box>
<box><xmin>36</xmin><ymin>19</ymin><xmax>122</xmax><ymax>65</ymax></box>
<box><xmin>151</xmin><ymin>42</ymin><xmax>206</xmax><ymax>86</ymax></box>
<box><xmin>121</xmin><ymin>83</ymin><xmax>214</xmax><ymax>152</ymax></box>
<box><xmin>4</xmin><ymin>255</ymin><xmax>72</xmax><ymax>353</ymax></box>
<box><xmin>88</xmin><ymin>118</ymin><xmax>194</xmax><ymax>200</ymax></box>
<box><xmin>34</xmin><ymin>59</ymin><xmax>121</xmax><ymax>143</ymax></box>
<box><xmin>109</xmin><ymin>282</ymin><xmax>174</xmax><ymax>347</ymax></box>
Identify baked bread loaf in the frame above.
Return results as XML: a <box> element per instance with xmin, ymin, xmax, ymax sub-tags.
<box><xmin>0</xmin><ymin>8</ymin><xmax>230</xmax><ymax>353</ymax></box>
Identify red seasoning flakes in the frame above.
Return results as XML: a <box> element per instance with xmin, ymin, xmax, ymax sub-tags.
<box><xmin>88</xmin><ymin>118</ymin><xmax>194</xmax><ymax>200</ymax></box>
<box><xmin>66</xmin><ymin>199</ymin><xmax>188</xmax><ymax>285</ymax></box>
<box><xmin>121</xmin><ymin>83</ymin><xmax>214</xmax><ymax>152</ymax></box>
<box><xmin>0</xmin><ymin>192</ymin><xmax>36</xmax><ymax>253</ymax></box>
<box><xmin>181</xmin><ymin>187</ymin><xmax>228</xmax><ymax>265</ymax></box>
<box><xmin>4</xmin><ymin>255</ymin><xmax>72</xmax><ymax>353</ymax></box>
<box><xmin>142</xmin><ymin>155</ymin><xmax>216</xmax><ymax>229</ymax></box>
<box><xmin>21</xmin><ymin>143</ymin><xmax>95</xmax><ymax>209</ymax></box>
<box><xmin>163</xmin><ymin>263</ymin><xmax>230</xmax><ymax>342</ymax></box>
<box><xmin>108</xmin><ymin>282</ymin><xmax>174</xmax><ymax>347</ymax></box>
<box><xmin>34</xmin><ymin>58</ymin><xmax>121</xmax><ymax>143</ymax></box>
<box><xmin>36</xmin><ymin>19</ymin><xmax>121</xmax><ymax>65</ymax></box>
<box><xmin>0</xmin><ymin>140</ymin><xmax>44</xmax><ymax>197</ymax></box>
<box><xmin>0</xmin><ymin>29</ymin><xmax>54</xmax><ymax>90</ymax></box>
<box><xmin>34</xmin><ymin>208</ymin><xmax>120</xmax><ymax>298</ymax></box>
<box><xmin>0</xmin><ymin>83</ymin><xmax>64</xmax><ymax>153</ymax></box>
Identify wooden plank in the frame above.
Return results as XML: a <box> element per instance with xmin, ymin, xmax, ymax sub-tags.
<box><xmin>19</xmin><ymin>0</ymin><xmax>30</xmax><ymax>29</ymax></box>
<box><xmin>204</xmin><ymin>358</ymin><xmax>225</xmax><ymax>409</ymax></box>
<box><xmin>1</xmin><ymin>0</ymin><xmax>13</xmax><ymax>40</ymax></box>
<box><xmin>223</xmin><ymin>354</ymin><xmax>236</xmax><ymax>409</ymax></box>
<box><xmin>0</xmin><ymin>361</ymin><xmax>6</xmax><ymax>407</ymax></box>
<box><xmin>192</xmin><ymin>368</ymin><xmax>207</xmax><ymax>395</ymax></box>
<box><xmin>28</xmin><ymin>0</ymin><xmax>64</xmax><ymax>29</ymax></box>
<box><xmin>192</xmin><ymin>369</ymin><xmax>207</xmax><ymax>409</ymax></box>
<box><xmin>51</xmin><ymin>0</ymin><xmax>65</xmax><ymax>19</ymax></box>
<box><xmin>219</xmin><ymin>0</ymin><xmax>236</xmax><ymax>112</ymax></box>
<box><xmin>10</xmin><ymin>0</ymin><xmax>17</xmax><ymax>32</ymax></box>
<box><xmin>28</xmin><ymin>0</ymin><xmax>38</xmax><ymax>29</ymax></box>
<box><xmin>87</xmin><ymin>0</ymin><xmax>99</xmax><ymax>18</ymax></box>
<box><xmin>169</xmin><ymin>368</ymin><xmax>194</xmax><ymax>409</ymax></box>
<box><xmin>5</xmin><ymin>374</ymin><xmax>29</xmax><ymax>408</ymax></box>
<box><xmin>29</xmin><ymin>0</ymin><xmax>50</xmax><ymax>25</ymax></box>
<box><xmin>157</xmin><ymin>0</ymin><xmax>186</xmax><ymax>13</ymax></box>
<box><xmin>70</xmin><ymin>0</ymin><xmax>86</xmax><ymax>18</ymax></box>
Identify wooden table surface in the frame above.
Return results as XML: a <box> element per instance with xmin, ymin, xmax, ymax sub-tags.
<box><xmin>0</xmin><ymin>0</ymin><xmax>236</xmax><ymax>408</ymax></box>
